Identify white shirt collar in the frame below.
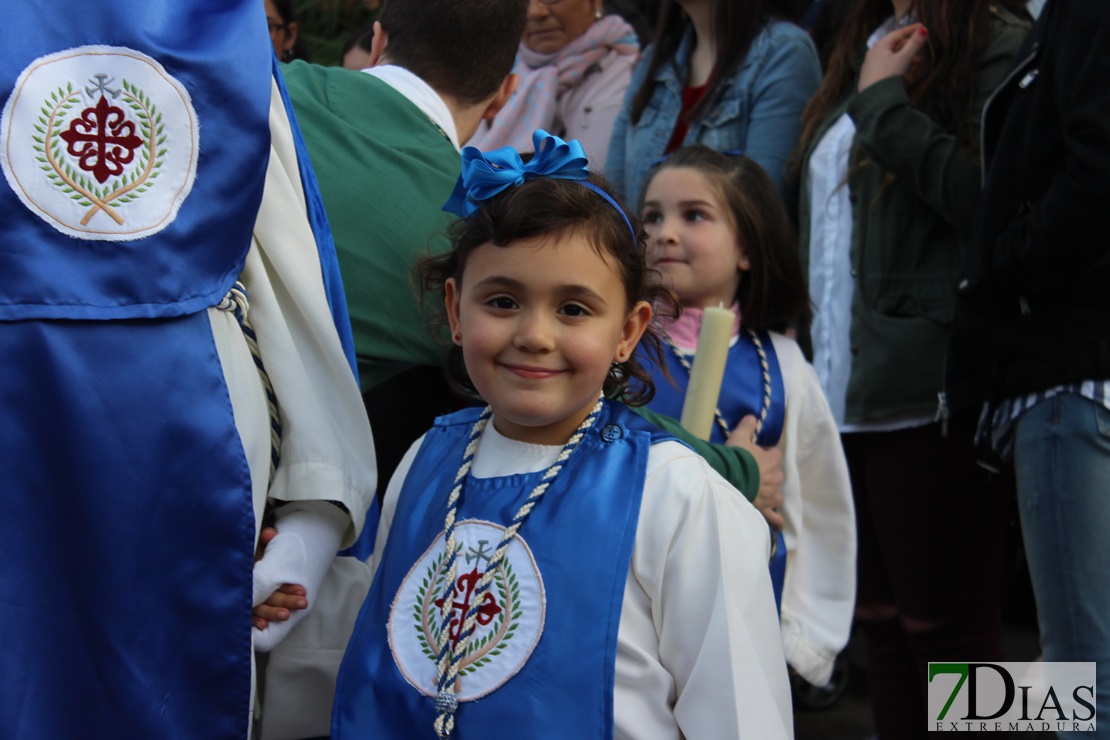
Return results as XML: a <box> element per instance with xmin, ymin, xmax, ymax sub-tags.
<box><xmin>361</xmin><ymin>64</ymin><xmax>460</xmax><ymax>150</ymax></box>
<box><xmin>470</xmin><ymin>420</ymin><xmax>562</xmax><ymax>478</ymax></box>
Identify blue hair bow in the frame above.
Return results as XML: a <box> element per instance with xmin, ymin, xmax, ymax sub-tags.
<box><xmin>443</xmin><ymin>130</ymin><xmax>589</xmax><ymax>219</ymax></box>
<box><xmin>442</xmin><ymin>129</ymin><xmax>637</xmax><ymax>244</ymax></box>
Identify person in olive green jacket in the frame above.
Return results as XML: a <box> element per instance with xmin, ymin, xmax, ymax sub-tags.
<box><xmin>792</xmin><ymin>1</ymin><xmax>1029</xmax><ymax>736</ymax></box>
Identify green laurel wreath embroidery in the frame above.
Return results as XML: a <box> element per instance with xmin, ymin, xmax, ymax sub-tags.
<box><xmin>32</xmin><ymin>79</ymin><xmax>164</xmax><ymax>217</ymax></box>
<box><xmin>414</xmin><ymin>548</ymin><xmax>522</xmax><ymax>677</ymax></box>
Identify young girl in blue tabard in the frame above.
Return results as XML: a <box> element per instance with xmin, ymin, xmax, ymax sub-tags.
<box><xmin>331</xmin><ymin>132</ymin><xmax>792</xmax><ymax>739</ymax></box>
<box><xmin>638</xmin><ymin>145</ymin><xmax>856</xmax><ymax>689</ymax></box>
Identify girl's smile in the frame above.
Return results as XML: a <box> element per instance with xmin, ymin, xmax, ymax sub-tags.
<box><xmin>502</xmin><ymin>363</ymin><xmax>567</xmax><ymax>380</ymax></box>
<box><xmin>445</xmin><ymin>232</ymin><xmax>650</xmax><ymax>445</ymax></box>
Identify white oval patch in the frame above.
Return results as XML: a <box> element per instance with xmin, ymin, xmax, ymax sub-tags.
<box><xmin>389</xmin><ymin>519</ymin><xmax>545</xmax><ymax>702</ymax></box>
<box><xmin>1</xmin><ymin>46</ymin><xmax>199</xmax><ymax>241</ymax></box>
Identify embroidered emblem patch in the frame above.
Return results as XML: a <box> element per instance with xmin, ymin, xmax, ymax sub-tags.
<box><xmin>389</xmin><ymin>520</ymin><xmax>545</xmax><ymax>701</ymax></box>
<box><xmin>1</xmin><ymin>46</ymin><xmax>199</xmax><ymax>241</ymax></box>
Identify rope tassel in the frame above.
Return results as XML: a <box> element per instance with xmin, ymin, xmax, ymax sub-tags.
<box><xmin>217</xmin><ymin>281</ymin><xmax>282</xmax><ymax>486</ymax></box>
<box><xmin>432</xmin><ymin>395</ymin><xmax>604</xmax><ymax>737</ymax></box>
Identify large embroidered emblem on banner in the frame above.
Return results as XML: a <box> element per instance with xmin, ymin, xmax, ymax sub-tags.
<box><xmin>1</xmin><ymin>46</ymin><xmax>198</xmax><ymax>240</ymax></box>
<box><xmin>389</xmin><ymin>520</ymin><xmax>545</xmax><ymax>701</ymax></box>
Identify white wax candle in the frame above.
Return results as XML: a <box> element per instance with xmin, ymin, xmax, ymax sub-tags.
<box><xmin>679</xmin><ymin>305</ymin><xmax>734</xmax><ymax>440</ymax></box>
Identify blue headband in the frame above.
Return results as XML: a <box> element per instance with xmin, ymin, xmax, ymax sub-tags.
<box><xmin>442</xmin><ymin>129</ymin><xmax>637</xmax><ymax>245</ymax></box>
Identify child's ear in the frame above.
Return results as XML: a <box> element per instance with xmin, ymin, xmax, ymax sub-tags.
<box><xmin>445</xmin><ymin>278</ymin><xmax>463</xmax><ymax>346</ymax></box>
<box><xmin>737</xmin><ymin>243</ymin><xmax>751</xmax><ymax>272</ymax></box>
<box><xmin>615</xmin><ymin>300</ymin><xmax>653</xmax><ymax>362</ymax></box>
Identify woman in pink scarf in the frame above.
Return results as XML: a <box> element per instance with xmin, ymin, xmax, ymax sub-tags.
<box><xmin>467</xmin><ymin>0</ymin><xmax>639</xmax><ymax>168</ymax></box>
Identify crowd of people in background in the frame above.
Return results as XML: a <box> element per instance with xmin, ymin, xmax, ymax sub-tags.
<box><xmin>1</xmin><ymin>0</ymin><xmax>1106</xmax><ymax>738</ymax></box>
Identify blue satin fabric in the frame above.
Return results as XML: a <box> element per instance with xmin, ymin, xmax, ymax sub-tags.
<box><xmin>643</xmin><ymin>330</ymin><xmax>787</xmax><ymax>609</ymax></box>
<box><xmin>0</xmin><ymin>317</ymin><xmax>255</xmax><ymax>738</ymax></box>
<box><xmin>0</xmin><ymin>1</ymin><xmax>272</xmax><ymax>736</ymax></box>
<box><xmin>0</xmin><ymin>0</ymin><xmax>270</xmax><ymax>320</ymax></box>
<box><xmin>645</xmin><ymin>329</ymin><xmax>786</xmax><ymax>447</ymax></box>
<box><xmin>333</xmin><ymin>401</ymin><xmax>678</xmax><ymax>739</ymax></box>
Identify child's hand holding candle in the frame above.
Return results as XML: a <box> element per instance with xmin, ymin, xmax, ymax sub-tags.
<box><xmin>679</xmin><ymin>304</ymin><xmax>734</xmax><ymax>440</ymax></box>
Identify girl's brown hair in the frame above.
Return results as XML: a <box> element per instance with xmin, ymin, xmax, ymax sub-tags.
<box><xmin>416</xmin><ymin>173</ymin><xmax>678</xmax><ymax>405</ymax></box>
<box><xmin>797</xmin><ymin>0</ymin><xmax>1030</xmax><ymax>158</ymax></box>
<box><xmin>645</xmin><ymin>145</ymin><xmax>813</xmax><ymax>334</ymax></box>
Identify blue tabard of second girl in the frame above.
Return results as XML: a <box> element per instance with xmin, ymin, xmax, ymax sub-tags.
<box><xmin>642</xmin><ymin>330</ymin><xmax>788</xmax><ymax>609</ymax></box>
<box><xmin>645</xmin><ymin>329</ymin><xmax>786</xmax><ymax>447</ymax></box>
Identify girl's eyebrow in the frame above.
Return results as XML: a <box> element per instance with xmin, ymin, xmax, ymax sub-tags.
<box><xmin>473</xmin><ymin>275</ymin><xmax>523</xmax><ymax>291</ymax></box>
<box><xmin>642</xmin><ymin>198</ymin><xmax>717</xmax><ymax>210</ymax></box>
<box><xmin>674</xmin><ymin>199</ymin><xmax>717</xmax><ymax>209</ymax></box>
<box><xmin>472</xmin><ymin>275</ymin><xmax>608</xmax><ymax>306</ymax></box>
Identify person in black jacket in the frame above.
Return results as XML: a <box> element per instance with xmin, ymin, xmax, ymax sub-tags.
<box><xmin>947</xmin><ymin>0</ymin><xmax>1110</xmax><ymax>731</ymax></box>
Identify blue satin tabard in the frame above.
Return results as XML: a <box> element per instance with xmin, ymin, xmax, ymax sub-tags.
<box><xmin>643</xmin><ymin>330</ymin><xmax>788</xmax><ymax>608</ymax></box>
<box><xmin>333</xmin><ymin>401</ymin><xmax>679</xmax><ymax>739</ymax></box>
<box><xmin>0</xmin><ymin>1</ymin><xmax>272</xmax><ymax>737</ymax></box>
<box><xmin>645</xmin><ymin>330</ymin><xmax>786</xmax><ymax>447</ymax></box>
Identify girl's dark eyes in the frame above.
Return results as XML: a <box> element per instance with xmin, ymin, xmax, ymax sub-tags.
<box><xmin>683</xmin><ymin>209</ymin><xmax>708</xmax><ymax>222</ymax></box>
<box><xmin>487</xmin><ymin>296</ymin><xmax>517</xmax><ymax>310</ymax></box>
<box><xmin>642</xmin><ymin>210</ymin><xmax>662</xmax><ymax>225</ymax></box>
<box><xmin>483</xmin><ymin>296</ymin><xmax>590</xmax><ymax>317</ymax></box>
<box><xmin>559</xmin><ymin>304</ymin><xmax>590</xmax><ymax>318</ymax></box>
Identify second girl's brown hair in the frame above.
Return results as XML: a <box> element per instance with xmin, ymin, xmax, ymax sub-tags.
<box><xmin>645</xmin><ymin>145</ymin><xmax>813</xmax><ymax>334</ymax></box>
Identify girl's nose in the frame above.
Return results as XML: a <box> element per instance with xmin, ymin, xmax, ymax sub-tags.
<box><xmin>513</xmin><ymin>310</ymin><xmax>556</xmax><ymax>352</ymax></box>
<box><xmin>654</xmin><ymin>215</ymin><xmax>679</xmax><ymax>246</ymax></box>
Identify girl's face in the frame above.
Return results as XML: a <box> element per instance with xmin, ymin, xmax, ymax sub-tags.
<box><xmin>445</xmin><ymin>232</ymin><xmax>650</xmax><ymax>445</ymax></box>
<box><xmin>642</xmin><ymin>167</ymin><xmax>748</xmax><ymax>309</ymax></box>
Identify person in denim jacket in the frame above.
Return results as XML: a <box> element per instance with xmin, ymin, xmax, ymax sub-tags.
<box><xmin>605</xmin><ymin>0</ymin><xmax>820</xmax><ymax>205</ymax></box>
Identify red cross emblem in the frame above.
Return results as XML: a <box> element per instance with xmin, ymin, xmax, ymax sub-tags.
<box><xmin>59</xmin><ymin>95</ymin><xmax>144</xmax><ymax>184</ymax></box>
<box><xmin>435</xmin><ymin>567</ymin><xmax>503</xmax><ymax>649</ymax></box>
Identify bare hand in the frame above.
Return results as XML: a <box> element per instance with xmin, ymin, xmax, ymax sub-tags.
<box><xmin>252</xmin><ymin>526</ymin><xmax>306</xmax><ymax>630</ymax></box>
<box><xmin>253</xmin><ymin>583</ymin><xmax>308</xmax><ymax>631</ymax></box>
<box><xmin>727</xmin><ymin>415</ymin><xmax>785</xmax><ymax>531</ymax></box>
<box><xmin>858</xmin><ymin>23</ymin><xmax>928</xmax><ymax>93</ymax></box>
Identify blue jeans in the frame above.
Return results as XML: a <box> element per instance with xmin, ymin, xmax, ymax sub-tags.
<box><xmin>1013</xmin><ymin>393</ymin><xmax>1110</xmax><ymax>737</ymax></box>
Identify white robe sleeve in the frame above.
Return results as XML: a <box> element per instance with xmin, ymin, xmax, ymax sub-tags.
<box><xmin>367</xmin><ymin>434</ymin><xmax>426</xmax><ymax>581</ymax></box>
<box><xmin>616</xmin><ymin>441</ymin><xmax>794</xmax><ymax>739</ymax></box>
<box><xmin>210</xmin><ymin>77</ymin><xmax>376</xmax><ymax>740</ymax></box>
<box><xmin>772</xmin><ymin>334</ymin><xmax>856</xmax><ymax>687</ymax></box>
<box><xmin>210</xmin><ymin>78</ymin><xmax>377</xmax><ymax>550</ymax></box>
